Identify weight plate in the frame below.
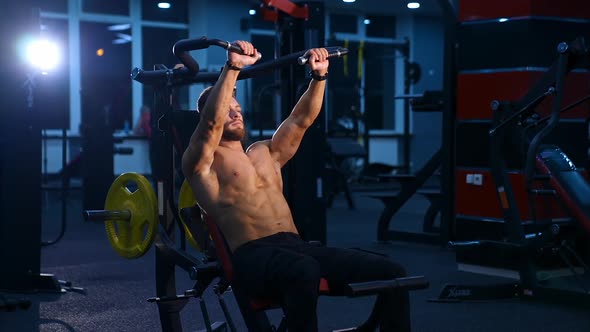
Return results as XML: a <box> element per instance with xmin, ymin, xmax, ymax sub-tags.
<box><xmin>104</xmin><ymin>173</ymin><xmax>158</xmax><ymax>259</ymax></box>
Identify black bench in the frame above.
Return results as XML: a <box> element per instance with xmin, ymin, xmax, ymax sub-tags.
<box><xmin>365</xmin><ymin>191</ymin><xmax>400</xmax><ymax>206</ymax></box>
<box><xmin>366</xmin><ymin>188</ymin><xmax>441</xmax><ymax>235</ymax></box>
<box><xmin>416</xmin><ymin>188</ymin><xmax>442</xmax><ymax>233</ymax></box>
<box><xmin>377</xmin><ymin>174</ymin><xmax>417</xmax><ymax>187</ymax></box>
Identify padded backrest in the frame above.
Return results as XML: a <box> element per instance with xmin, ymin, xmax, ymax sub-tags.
<box><xmin>537</xmin><ymin>146</ymin><xmax>590</xmax><ymax>234</ymax></box>
<box><xmin>201</xmin><ymin>212</ymin><xmax>236</xmax><ymax>282</ymax></box>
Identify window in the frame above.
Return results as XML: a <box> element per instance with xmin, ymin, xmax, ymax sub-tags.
<box><xmin>38</xmin><ymin>18</ymin><xmax>70</xmax><ymax>129</ymax></box>
<box><xmin>39</xmin><ymin>0</ymin><xmax>68</xmax><ymax>13</ymax></box>
<box><xmin>328</xmin><ymin>15</ymin><xmax>398</xmax><ymax>131</ymax></box>
<box><xmin>364</xmin><ymin>43</ymin><xmax>396</xmax><ymax>129</ymax></box>
<box><xmin>82</xmin><ymin>0</ymin><xmax>129</xmax><ymax>15</ymax></box>
<box><xmin>80</xmin><ymin>22</ymin><xmax>132</xmax><ymax>130</ymax></box>
<box><xmin>366</xmin><ymin>15</ymin><xmax>396</xmax><ymax>39</ymax></box>
<box><xmin>142</xmin><ymin>27</ymin><xmax>189</xmax><ymax>109</ymax></box>
<box><xmin>330</xmin><ymin>14</ymin><xmax>357</xmax><ymax>34</ymax></box>
<box><xmin>326</xmin><ymin>39</ymin><xmax>361</xmax><ymax>136</ymax></box>
<box><xmin>249</xmin><ymin>34</ymin><xmax>278</xmax><ymax>134</ymax></box>
<box><xmin>142</xmin><ymin>0</ymin><xmax>188</xmax><ymax>23</ymax></box>
<box><xmin>34</xmin><ymin>0</ymin><xmax>194</xmax><ymax>137</ymax></box>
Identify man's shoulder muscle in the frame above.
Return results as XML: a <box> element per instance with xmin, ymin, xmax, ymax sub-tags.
<box><xmin>246</xmin><ymin>140</ymin><xmax>271</xmax><ymax>154</ymax></box>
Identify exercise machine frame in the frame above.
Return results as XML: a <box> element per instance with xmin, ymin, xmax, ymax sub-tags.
<box><xmin>133</xmin><ymin>34</ymin><xmax>355</xmax><ymax>331</ymax></box>
<box><xmin>441</xmin><ymin>37</ymin><xmax>590</xmax><ymax>306</ymax></box>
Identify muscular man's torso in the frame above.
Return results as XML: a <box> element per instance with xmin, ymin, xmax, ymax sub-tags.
<box><xmin>188</xmin><ymin>140</ymin><xmax>298</xmax><ymax>251</ymax></box>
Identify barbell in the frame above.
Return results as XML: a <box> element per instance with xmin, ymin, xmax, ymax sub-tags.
<box><xmin>83</xmin><ymin>173</ymin><xmax>211</xmax><ymax>258</ymax></box>
<box><xmin>83</xmin><ymin>173</ymin><xmax>158</xmax><ymax>259</ymax></box>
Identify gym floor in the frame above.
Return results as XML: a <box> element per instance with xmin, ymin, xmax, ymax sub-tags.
<box><xmin>2</xmin><ymin>189</ymin><xmax>590</xmax><ymax>332</ymax></box>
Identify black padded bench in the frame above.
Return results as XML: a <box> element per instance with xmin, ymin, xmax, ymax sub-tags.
<box><xmin>201</xmin><ymin>211</ymin><xmax>429</xmax><ymax>332</ymax></box>
<box><xmin>376</xmin><ymin>174</ymin><xmax>417</xmax><ymax>185</ymax></box>
<box><xmin>365</xmin><ymin>191</ymin><xmax>400</xmax><ymax>206</ymax></box>
<box><xmin>366</xmin><ymin>188</ymin><xmax>441</xmax><ymax>235</ymax></box>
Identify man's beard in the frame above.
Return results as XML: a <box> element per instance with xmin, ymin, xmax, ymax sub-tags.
<box><xmin>222</xmin><ymin>127</ymin><xmax>245</xmax><ymax>141</ymax></box>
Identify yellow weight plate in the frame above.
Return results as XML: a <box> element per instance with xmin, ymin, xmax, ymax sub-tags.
<box><xmin>104</xmin><ymin>173</ymin><xmax>158</xmax><ymax>259</ymax></box>
<box><xmin>178</xmin><ymin>180</ymin><xmax>210</xmax><ymax>252</ymax></box>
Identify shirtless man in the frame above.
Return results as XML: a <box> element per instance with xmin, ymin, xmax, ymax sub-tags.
<box><xmin>182</xmin><ymin>40</ymin><xmax>410</xmax><ymax>332</ymax></box>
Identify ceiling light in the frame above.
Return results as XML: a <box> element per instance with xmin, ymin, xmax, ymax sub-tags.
<box><xmin>498</xmin><ymin>18</ymin><xmax>509</xmax><ymax>22</ymax></box>
<box><xmin>342</xmin><ymin>0</ymin><xmax>356</xmax><ymax>3</ymax></box>
<box><xmin>407</xmin><ymin>2</ymin><xmax>420</xmax><ymax>9</ymax></box>
<box><xmin>157</xmin><ymin>2</ymin><xmax>171</xmax><ymax>9</ymax></box>
<box><xmin>249</xmin><ymin>9</ymin><xmax>256</xmax><ymax>15</ymax></box>
<box><xmin>363</xmin><ymin>19</ymin><xmax>371</xmax><ymax>25</ymax></box>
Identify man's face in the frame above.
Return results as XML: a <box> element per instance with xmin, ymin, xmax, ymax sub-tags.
<box><xmin>222</xmin><ymin>98</ymin><xmax>245</xmax><ymax>141</ymax></box>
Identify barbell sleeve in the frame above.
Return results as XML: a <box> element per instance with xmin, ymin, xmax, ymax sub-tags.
<box><xmin>83</xmin><ymin>210</ymin><xmax>131</xmax><ymax>222</ymax></box>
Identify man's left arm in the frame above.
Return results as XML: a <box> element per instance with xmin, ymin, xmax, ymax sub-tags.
<box><xmin>269</xmin><ymin>48</ymin><xmax>329</xmax><ymax>166</ymax></box>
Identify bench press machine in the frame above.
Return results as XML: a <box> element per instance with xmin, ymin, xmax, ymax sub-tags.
<box><xmin>176</xmin><ymin>203</ymin><xmax>429</xmax><ymax>332</ymax></box>
<box><xmin>132</xmin><ymin>35</ymin><xmax>428</xmax><ymax>331</ymax></box>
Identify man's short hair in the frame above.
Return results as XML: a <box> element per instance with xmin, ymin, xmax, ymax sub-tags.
<box><xmin>196</xmin><ymin>86</ymin><xmax>237</xmax><ymax>113</ymax></box>
<box><xmin>196</xmin><ymin>86</ymin><xmax>214</xmax><ymax>113</ymax></box>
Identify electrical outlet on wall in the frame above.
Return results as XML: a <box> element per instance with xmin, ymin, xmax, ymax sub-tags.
<box><xmin>473</xmin><ymin>173</ymin><xmax>483</xmax><ymax>186</ymax></box>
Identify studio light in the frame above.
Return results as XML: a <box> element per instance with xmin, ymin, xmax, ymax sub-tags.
<box><xmin>25</xmin><ymin>39</ymin><xmax>60</xmax><ymax>71</ymax></box>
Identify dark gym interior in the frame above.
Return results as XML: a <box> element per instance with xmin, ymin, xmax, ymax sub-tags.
<box><xmin>2</xmin><ymin>1</ymin><xmax>590</xmax><ymax>331</ymax></box>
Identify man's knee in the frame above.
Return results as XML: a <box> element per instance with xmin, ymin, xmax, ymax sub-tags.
<box><xmin>293</xmin><ymin>256</ymin><xmax>321</xmax><ymax>285</ymax></box>
<box><xmin>280</xmin><ymin>256</ymin><xmax>321</xmax><ymax>306</ymax></box>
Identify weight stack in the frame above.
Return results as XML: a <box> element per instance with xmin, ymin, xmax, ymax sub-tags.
<box><xmin>454</xmin><ymin>0</ymin><xmax>590</xmax><ymax>256</ymax></box>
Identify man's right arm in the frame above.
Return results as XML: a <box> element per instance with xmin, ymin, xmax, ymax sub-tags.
<box><xmin>181</xmin><ymin>67</ymin><xmax>240</xmax><ymax>178</ymax></box>
<box><xmin>182</xmin><ymin>40</ymin><xmax>258</xmax><ymax>180</ymax></box>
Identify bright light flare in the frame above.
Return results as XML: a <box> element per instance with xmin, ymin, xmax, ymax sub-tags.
<box><xmin>157</xmin><ymin>2</ymin><xmax>171</xmax><ymax>9</ymax></box>
<box><xmin>407</xmin><ymin>2</ymin><xmax>420</xmax><ymax>9</ymax></box>
<box><xmin>25</xmin><ymin>39</ymin><xmax>60</xmax><ymax>71</ymax></box>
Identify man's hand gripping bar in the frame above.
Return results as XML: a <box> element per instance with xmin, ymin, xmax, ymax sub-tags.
<box><xmin>297</xmin><ymin>47</ymin><xmax>348</xmax><ymax>65</ymax></box>
<box><xmin>173</xmin><ymin>37</ymin><xmax>262</xmax><ymax>74</ymax></box>
<box><xmin>223</xmin><ymin>41</ymin><xmax>263</xmax><ymax>60</ymax></box>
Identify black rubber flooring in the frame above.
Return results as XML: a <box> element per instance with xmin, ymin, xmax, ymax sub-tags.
<box><xmin>1</xmin><ymin>188</ymin><xmax>590</xmax><ymax>331</ymax></box>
